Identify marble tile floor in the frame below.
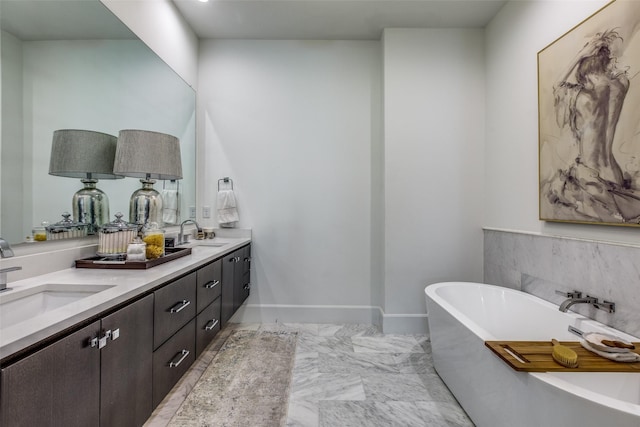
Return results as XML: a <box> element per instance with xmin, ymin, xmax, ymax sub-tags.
<box><xmin>145</xmin><ymin>323</ymin><xmax>474</xmax><ymax>427</ymax></box>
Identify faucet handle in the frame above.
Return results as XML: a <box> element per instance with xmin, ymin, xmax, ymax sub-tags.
<box><xmin>555</xmin><ymin>290</ymin><xmax>582</xmax><ymax>299</ymax></box>
<box><xmin>593</xmin><ymin>300</ymin><xmax>616</xmax><ymax>313</ymax></box>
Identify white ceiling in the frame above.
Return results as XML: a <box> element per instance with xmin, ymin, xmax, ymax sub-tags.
<box><xmin>172</xmin><ymin>0</ymin><xmax>508</xmax><ymax>40</ymax></box>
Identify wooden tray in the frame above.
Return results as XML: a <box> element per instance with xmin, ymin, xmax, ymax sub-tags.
<box><xmin>75</xmin><ymin>247</ymin><xmax>192</xmax><ymax>270</ymax></box>
<box><xmin>485</xmin><ymin>340</ymin><xmax>640</xmax><ymax>372</ymax></box>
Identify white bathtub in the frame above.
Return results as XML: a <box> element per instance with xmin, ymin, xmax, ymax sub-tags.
<box><xmin>424</xmin><ymin>282</ymin><xmax>640</xmax><ymax>427</ymax></box>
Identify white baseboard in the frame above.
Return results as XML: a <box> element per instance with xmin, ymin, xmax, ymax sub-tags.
<box><xmin>381</xmin><ymin>313</ymin><xmax>429</xmax><ymax>335</ymax></box>
<box><xmin>231</xmin><ymin>304</ymin><xmax>429</xmax><ymax>335</ymax></box>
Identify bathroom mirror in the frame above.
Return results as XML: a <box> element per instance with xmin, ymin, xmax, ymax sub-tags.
<box><xmin>0</xmin><ymin>0</ymin><xmax>196</xmax><ymax>245</ymax></box>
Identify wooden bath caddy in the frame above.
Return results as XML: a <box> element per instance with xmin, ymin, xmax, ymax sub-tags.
<box><xmin>485</xmin><ymin>340</ymin><xmax>640</xmax><ymax>372</ymax></box>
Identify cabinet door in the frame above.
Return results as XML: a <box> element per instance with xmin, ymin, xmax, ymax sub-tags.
<box><xmin>221</xmin><ymin>251</ymin><xmax>237</xmax><ymax>327</ymax></box>
<box><xmin>100</xmin><ymin>294</ymin><xmax>154</xmax><ymax>427</ymax></box>
<box><xmin>154</xmin><ymin>272</ymin><xmax>197</xmax><ymax>349</ymax></box>
<box><xmin>196</xmin><ymin>259</ymin><xmax>222</xmax><ymax>314</ymax></box>
<box><xmin>0</xmin><ymin>321</ymin><xmax>101</xmax><ymax>427</ymax></box>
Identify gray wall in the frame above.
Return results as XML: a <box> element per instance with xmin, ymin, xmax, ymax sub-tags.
<box><xmin>484</xmin><ymin>228</ymin><xmax>640</xmax><ymax>339</ymax></box>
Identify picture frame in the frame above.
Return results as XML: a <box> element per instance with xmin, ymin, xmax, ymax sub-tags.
<box><xmin>538</xmin><ymin>0</ymin><xmax>640</xmax><ymax>226</ymax></box>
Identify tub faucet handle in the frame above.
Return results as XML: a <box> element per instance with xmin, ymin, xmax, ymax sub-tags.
<box><xmin>555</xmin><ymin>290</ymin><xmax>582</xmax><ymax>299</ymax></box>
<box><xmin>593</xmin><ymin>300</ymin><xmax>616</xmax><ymax>314</ymax></box>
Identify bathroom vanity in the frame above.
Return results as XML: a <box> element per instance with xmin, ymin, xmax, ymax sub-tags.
<box><xmin>0</xmin><ymin>237</ymin><xmax>251</xmax><ymax>427</ymax></box>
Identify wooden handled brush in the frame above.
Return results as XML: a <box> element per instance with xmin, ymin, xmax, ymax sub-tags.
<box><xmin>551</xmin><ymin>339</ymin><xmax>578</xmax><ymax>368</ymax></box>
<box><xmin>601</xmin><ymin>339</ymin><xmax>635</xmax><ymax>350</ymax></box>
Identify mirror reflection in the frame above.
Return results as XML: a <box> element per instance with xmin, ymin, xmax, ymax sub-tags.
<box><xmin>0</xmin><ymin>0</ymin><xmax>196</xmax><ymax>245</ymax></box>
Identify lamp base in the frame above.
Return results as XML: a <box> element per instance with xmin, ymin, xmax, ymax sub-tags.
<box><xmin>129</xmin><ymin>179</ymin><xmax>163</xmax><ymax>228</ymax></box>
<box><xmin>73</xmin><ymin>179</ymin><xmax>109</xmax><ymax>234</ymax></box>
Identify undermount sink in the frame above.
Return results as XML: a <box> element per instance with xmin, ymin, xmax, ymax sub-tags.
<box><xmin>196</xmin><ymin>238</ymin><xmax>232</xmax><ymax>247</ymax></box>
<box><xmin>0</xmin><ymin>283</ymin><xmax>114</xmax><ymax>329</ymax></box>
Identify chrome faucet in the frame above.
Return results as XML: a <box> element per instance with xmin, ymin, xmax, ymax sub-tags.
<box><xmin>556</xmin><ymin>290</ymin><xmax>615</xmax><ymax>313</ymax></box>
<box><xmin>178</xmin><ymin>219</ymin><xmax>202</xmax><ymax>245</ymax></box>
<box><xmin>0</xmin><ymin>237</ymin><xmax>15</xmax><ymax>258</ymax></box>
<box><xmin>0</xmin><ymin>237</ymin><xmax>22</xmax><ymax>292</ymax></box>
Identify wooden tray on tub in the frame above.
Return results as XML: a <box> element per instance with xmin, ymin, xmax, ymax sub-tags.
<box><xmin>485</xmin><ymin>340</ymin><xmax>640</xmax><ymax>372</ymax></box>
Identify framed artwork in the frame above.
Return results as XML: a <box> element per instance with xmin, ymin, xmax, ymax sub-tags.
<box><xmin>538</xmin><ymin>0</ymin><xmax>640</xmax><ymax>226</ymax></box>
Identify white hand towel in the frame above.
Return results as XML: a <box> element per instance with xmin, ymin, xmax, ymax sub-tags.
<box><xmin>217</xmin><ymin>189</ymin><xmax>239</xmax><ymax>226</ymax></box>
<box><xmin>162</xmin><ymin>189</ymin><xmax>179</xmax><ymax>224</ymax></box>
<box><xmin>580</xmin><ymin>340</ymin><xmax>640</xmax><ymax>362</ymax></box>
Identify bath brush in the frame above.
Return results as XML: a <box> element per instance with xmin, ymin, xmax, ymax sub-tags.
<box><xmin>551</xmin><ymin>339</ymin><xmax>579</xmax><ymax>368</ymax></box>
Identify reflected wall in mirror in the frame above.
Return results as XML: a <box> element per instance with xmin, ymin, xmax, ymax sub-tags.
<box><xmin>0</xmin><ymin>0</ymin><xmax>196</xmax><ymax>245</ymax></box>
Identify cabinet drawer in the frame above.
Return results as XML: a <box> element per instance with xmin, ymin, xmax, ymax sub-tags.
<box><xmin>196</xmin><ymin>297</ymin><xmax>221</xmax><ymax>357</ymax></box>
<box><xmin>154</xmin><ymin>272</ymin><xmax>196</xmax><ymax>349</ymax></box>
<box><xmin>152</xmin><ymin>319</ymin><xmax>195</xmax><ymax>408</ymax></box>
<box><xmin>196</xmin><ymin>259</ymin><xmax>222</xmax><ymax>313</ymax></box>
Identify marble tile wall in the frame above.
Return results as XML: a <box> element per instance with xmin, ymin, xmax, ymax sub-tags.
<box><xmin>484</xmin><ymin>228</ymin><xmax>640</xmax><ymax>338</ymax></box>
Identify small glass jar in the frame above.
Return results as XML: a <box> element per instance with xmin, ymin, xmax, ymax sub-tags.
<box><xmin>97</xmin><ymin>212</ymin><xmax>138</xmax><ymax>258</ymax></box>
<box><xmin>126</xmin><ymin>237</ymin><xmax>147</xmax><ymax>261</ymax></box>
<box><xmin>142</xmin><ymin>222</ymin><xmax>165</xmax><ymax>260</ymax></box>
<box><xmin>32</xmin><ymin>221</ymin><xmax>48</xmax><ymax>242</ymax></box>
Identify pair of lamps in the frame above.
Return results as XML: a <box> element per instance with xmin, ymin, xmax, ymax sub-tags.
<box><xmin>48</xmin><ymin>129</ymin><xmax>182</xmax><ymax>232</ymax></box>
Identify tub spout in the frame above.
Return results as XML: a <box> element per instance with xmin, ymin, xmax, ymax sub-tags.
<box><xmin>559</xmin><ymin>296</ymin><xmax>598</xmax><ymax>312</ymax></box>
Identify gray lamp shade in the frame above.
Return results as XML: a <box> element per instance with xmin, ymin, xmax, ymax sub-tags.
<box><xmin>49</xmin><ymin>129</ymin><xmax>123</xmax><ymax>179</ymax></box>
<box><xmin>113</xmin><ymin>129</ymin><xmax>183</xmax><ymax>180</ymax></box>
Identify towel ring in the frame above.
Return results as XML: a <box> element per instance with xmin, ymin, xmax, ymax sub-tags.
<box><xmin>218</xmin><ymin>177</ymin><xmax>233</xmax><ymax>191</ymax></box>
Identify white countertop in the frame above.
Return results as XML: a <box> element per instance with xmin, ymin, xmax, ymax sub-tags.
<box><xmin>0</xmin><ymin>236</ymin><xmax>251</xmax><ymax>361</ymax></box>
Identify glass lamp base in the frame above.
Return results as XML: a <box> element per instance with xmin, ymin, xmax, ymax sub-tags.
<box><xmin>73</xmin><ymin>179</ymin><xmax>109</xmax><ymax>234</ymax></box>
<box><xmin>130</xmin><ymin>179</ymin><xmax>163</xmax><ymax>228</ymax></box>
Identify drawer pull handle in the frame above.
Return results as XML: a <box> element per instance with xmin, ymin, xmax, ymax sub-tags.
<box><xmin>243</xmin><ymin>283</ymin><xmax>251</xmax><ymax>290</ymax></box>
<box><xmin>170</xmin><ymin>300</ymin><xmax>191</xmax><ymax>313</ymax></box>
<box><xmin>205</xmin><ymin>280</ymin><xmax>220</xmax><ymax>289</ymax></box>
<box><xmin>169</xmin><ymin>349</ymin><xmax>190</xmax><ymax>368</ymax></box>
<box><xmin>205</xmin><ymin>319</ymin><xmax>220</xmax><ymax>331</ymax></box>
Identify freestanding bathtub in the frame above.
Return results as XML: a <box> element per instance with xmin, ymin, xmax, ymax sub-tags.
<box><xmin>425</xmin><ymin>282</ymin><xmax>640</xmax><ymax>427</ymax></box>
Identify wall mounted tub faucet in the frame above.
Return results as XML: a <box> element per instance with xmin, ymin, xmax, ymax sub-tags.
<box><xmin>555</xmin><ymin>290</ymin><xmax>616</xmax><ymax>313</ymax></box>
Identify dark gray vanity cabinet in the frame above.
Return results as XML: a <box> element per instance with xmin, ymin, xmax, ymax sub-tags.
<box><xmin>0</xmin><ymin>294</ymin><xmax>154</xmax><ymax>427</ymax></box>
<box><xmin>0</xmin><ymin>321</ymin><xmax>101</xmax><ymax>427</ymax></box>
<box><xmin>0</xmin><ymin>245</ymin><xmax>247</xmax><ymax>426</ymax></box>
<box><xmin>221</xmin><ymin>244</ymin><xmax>251</xmax><ymax>327</ymax></box>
